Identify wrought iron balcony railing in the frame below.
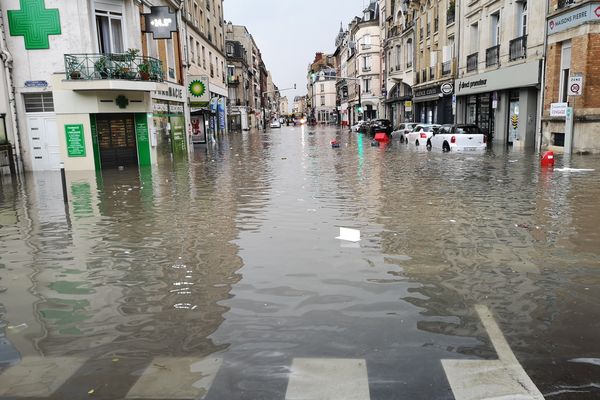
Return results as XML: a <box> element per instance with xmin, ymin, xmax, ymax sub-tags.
<box><xmin>64</xmin><ymin>53</ymin><xmax>164</xmax><ymax>82</ymax></box>
<box><xmin>509</xmin><ymin>35</ymin><xmax>527</xmax><ymax>61</ymax></box>
<box><xmin>442</xmin><ymin>60</ymin><xmax>451</xmax><ymax>76</ymax></box>
<box><xmin>467</xmin><ymin>52</ymin><xmax>478</xmax><ymax>72</ymax></box>
<box><xmin>486</xmin><ymin>45</ymin><xmax>500</xmax><ymax>67</ymax></box>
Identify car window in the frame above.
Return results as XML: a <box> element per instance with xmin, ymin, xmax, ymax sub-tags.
<box><xmin>456</xmin><ymin>126</ymin><xmax>480</xmax><ymax>134</ymax></box>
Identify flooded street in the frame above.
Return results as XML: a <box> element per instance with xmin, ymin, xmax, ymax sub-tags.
<box><xmin>1</xmin><ymin>126</ymin><xmax>600</xmax><ymax>399</ymax></box>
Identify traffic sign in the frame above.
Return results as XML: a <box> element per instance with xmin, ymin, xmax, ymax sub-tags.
<box><xmin>568</xmin><ymin>75</ymin><xmax>583</xmax><ymax>96</ymax></box>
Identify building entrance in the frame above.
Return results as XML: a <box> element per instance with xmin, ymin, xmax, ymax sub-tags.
<box><xmin>96</xmin><ymin>114</ymin><xmax>138</xmax><ymax>168</ymax></box>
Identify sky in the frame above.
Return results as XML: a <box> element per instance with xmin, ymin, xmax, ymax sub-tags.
<box><xmin>223</xmin><ymin>0</ymin><xmax>369</xmax><ymax>112</ymax></box>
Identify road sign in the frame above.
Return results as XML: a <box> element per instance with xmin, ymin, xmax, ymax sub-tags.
<box><xmin>568</xmin><ymin>75</ymin><xmax>583</xmax><ymax>96</ymax></box>
<box><xmin>441</xmin><ymin>82</ymin><xmax>454</xmax><ymax>95</ymax></box>
<box><xmin>550</xmin><ymin>102</ymin><xmax>568</xmax><ymax>117</ymax></box>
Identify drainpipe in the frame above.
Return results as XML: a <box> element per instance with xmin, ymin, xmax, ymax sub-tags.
<box><xmin>538</xmin><ymin>0</ymin><xmax>550</xmax><ymax>154</ymax></box>
<box><xmin>0</xmin><ymin>8</ymin><xmax>23</xmax><ymax>174</ymax></box>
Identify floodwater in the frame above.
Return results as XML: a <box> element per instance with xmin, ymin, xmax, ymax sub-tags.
<box><xmin>0</xmin><ymin>125</ymin><xmax>599</xmax><ymax>400</ymax></box>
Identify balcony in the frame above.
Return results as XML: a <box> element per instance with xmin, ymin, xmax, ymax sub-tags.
<box><xmin>228</xmin><ymin>75</ymin><xmax>240</xmax><ymax>85</ymax></box>
<box><xmin>404</xmin><ymin>20</ymin><xmax>414</xmax><ymax>32</ymax></box>
<box><xmin>486</xmin><ymin>45</ymin><xmax>500</xmax><ymax>67</ymax></box>
<box><xmin>390</xmin><ymin>25</ymin><xmax>400</xmax><ymax>37</ymax></box>
<box><xmin>63</xmin><ymin>53</ymin><xmax>164</xmax><ymax>91</ymax></box>
<box><xmin>509</xmin><ymin>35</ymin><xmax>527</xmax><ymax>61</ymax></box>
<box><xmin>467</xmin><ymin>52</ymin><xmax>478</xmax><ymax>72</ymax></box>
<box><xmin>558</xmin><ymin>0</ymin><xmax>576</xmax><ymax>8</ymax></box>
<box><xmin>442</xmin><ymin>60</ymin><xmax>451</xmax><ymax>76</ymax></box>
<box><xmin>362</xmin><ymin>66</ymin><xmax>372</xmax><ymax>72</ymax></box>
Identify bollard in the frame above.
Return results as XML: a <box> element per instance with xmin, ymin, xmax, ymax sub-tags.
<box><xmin>541</xmin><ymin>151</ymin><xmax>555</xmax><ymax>168</ymax></box>
<box><xmin>60</xmin><ymin>162</ymin><xmax>68</xmax><ymax>203</ymax></box>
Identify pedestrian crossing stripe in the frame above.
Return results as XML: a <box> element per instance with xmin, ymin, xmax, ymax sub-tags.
<box><xmin>441</xmin><ymin>305</ymin><xmax>544</xmax><ymax>400</ymax></box>
<box><xmin>0</xmin><ymin>306</ymin><xmax>544</xmax><ymax>399</ymax></box>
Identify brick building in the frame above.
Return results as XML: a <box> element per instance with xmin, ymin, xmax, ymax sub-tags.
<box><xmin>542</xmin><ymin>0</ymin><xmax>600</xmax><ymax>153</ymax></box>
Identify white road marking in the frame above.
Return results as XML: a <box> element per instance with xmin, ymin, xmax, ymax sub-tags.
<box><xmin>285</xmin><ymin>358</ymin><xmax>370</xmax><ymax>400</ymax></box>
<box><xmin>0</xmin><ymin>356</ymin><xmax>85</xmax><ymax>397</ymax></box>
<box><xmin>126</xmin><ymin>356</ymin><xmax>222</xmax><ymax>399</ymax></box>
<box><xmin>442</xmin><ymin>305</ymin><xmax>544</xmax><ymax>400</ymax></box>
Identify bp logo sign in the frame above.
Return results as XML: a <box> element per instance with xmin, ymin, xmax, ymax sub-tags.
<box><xmin>188</xmin><ymin>76</ymin><xmax>210</xmax><ymax>107</ymax></box>
<box><xmin>189</xmin><ymin>80</ymin><xmax>206</xmax><ymax>98</ymax></box>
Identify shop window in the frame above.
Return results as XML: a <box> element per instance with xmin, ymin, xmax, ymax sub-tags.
<box><xmin>23</xmin><ymin>93</ymin><xmax>54</xmax><ymax>113</ymax></box>
<box><xmin>552</xmin><ymin>132</ymin><xmax>565</xmax><ymax>147</ymax></box>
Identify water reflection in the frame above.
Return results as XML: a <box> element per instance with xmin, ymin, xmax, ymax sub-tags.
<box><xmin>0</xmin><ymin>127</ymin><xmax>599</xmax><ymax>398</ymax></box>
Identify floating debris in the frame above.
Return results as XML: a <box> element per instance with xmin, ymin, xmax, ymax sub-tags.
<box><xmin>336</xmin><ymin>227</ymin><xmax>361</xmax><ymax>242</ymax></box>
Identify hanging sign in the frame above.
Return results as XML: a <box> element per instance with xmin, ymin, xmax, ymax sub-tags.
<box><xmin>188</xmin><ymin>75</ymin><xmax>210</xmax><ymax>108</ymax></box>
<box><xmin>143</xmin><ymin>6</ymin><xmax>178</xmax><ymax>40</ymax></box>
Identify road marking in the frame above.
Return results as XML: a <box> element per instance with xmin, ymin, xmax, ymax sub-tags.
<box><xmin>126</xmin><ymin>356</ymin><xmax>222</xmax><ymax>399</ymax></box>
<box><xmin>442</xmin><ymin>305</ymin><xmax>544</xmax><ymax>400</ymax></box>
<box><xmin>0</xmin><ymin>356</ymin><xmax>85</xmax><ymax>397</ymax></box>
<box><xmin>285</xmin><ymin>358</ymin><xmax>370</xmax><ymax>400</ymax></box>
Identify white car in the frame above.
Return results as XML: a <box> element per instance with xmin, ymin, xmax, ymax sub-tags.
<box><xmin>404</xmin><ymin>124</ymin><xmax>440</xmax><ymax>146</ymax></box>
<box><xmin>392</xmin><ymin>123</ymin><xmax>418</xmax><ymax>141</ymax></box>
<box><xmin>427</xmin><ymin>124</ymin><xmax>487</xmax><ymax>152</ymax></box>
<box><xmin>350</xmin><ymin>121</ymin><xmax>364</xmax><ymax>132</ymax></box>
<box><xmin>270</xmin><ymin>119</ymin><xmax>281</xmax><ymax>128</ymax></box>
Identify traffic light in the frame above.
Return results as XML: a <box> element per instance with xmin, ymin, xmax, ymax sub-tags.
<box><xmin>356</xmin><ymin>106</ymin><xmax>363</xmax><ymax>114</ymax></box>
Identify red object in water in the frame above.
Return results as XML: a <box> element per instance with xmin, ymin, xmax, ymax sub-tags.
<box><xmin>331</xmin><ymin>140</ymin><xmax>340</xmax><ymax>148</ymax></box>
<box><xmin>374</xmin><ymin>132</ymin><xmax>389</xmax><ymax>142</ymax></box>
<box><xmin>541</xmin><ymin>151</ymin><xmax>555</xmax><ymax>167</ymax></box>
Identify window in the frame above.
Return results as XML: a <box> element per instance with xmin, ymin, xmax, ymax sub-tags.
<box><xmin>395</xmin><ymin>45</ymin><xmax>402</xmax><ymax>69</ymax></box>
<box><xmin>23</xmin><ymin>93</ymin><xmax>54</xmax><ymax>113</ymax></box>
<box><xmin>226</xmin><ymin>43</ymin><xmax>234</xmax><ymax>56</ymax></box>
<box><xmin>362</xmin><ymin>55</ymin><xmax>372</xmax><ymax>70</ymax></box>
<box><xmin>470</xmin><ymin>23</ymin><xmax>479</xmax><ymax>53</ymax></box>
<box><xmin>362</xmin><ymin>35</ymin><xmax>371</xmax><ymax>49</ymax></box>
<box><xmin>491</xmin><ymin>12</ymin><xmax>500</xmax><ymax>46</ymax></box>
<box><xmin>362</xmin><ymin>78</ymin><xmax>371</xmax><ymax>93</ymax></box>
<box><xmin>202</xmin><ymin>46</ymin><xmax>206</xmax><ymax>68</ymax></box>
<box><xmin>320</xmin><ymin>95</ymin><xmax>325</xmax><ymax>106</ymax></box>
<box><xmin>320</xmin><ymin>84</ymin><xmax>324</xmax><ymax>92</ymax></box>
<box><xmin>228</xmin><ymin>65</ymin><xmax>235</xmax><ymax>76</ymax></box>
<box><xmin>95</xmin><ymin>10</ymin><xmax>123</xmax><ymax>53</ymax></box>
<box><xmin>518</xmin><ymin>1</ymin><xmax>528</xmax><ymax>36</ymax></box>
<box><xmin>190</xmin><ymin>36</ymin><xmax>195</xmax><ymax>63</ymax></box>
<box><xmin>559</xmin><ymin>40</ymin><xmax>571</xmax><ymax>103</ymax></box>
<box><xmin>406</xmin><ymin>39</ymin><xmax>413</xmax><ymax>67</ymax></box>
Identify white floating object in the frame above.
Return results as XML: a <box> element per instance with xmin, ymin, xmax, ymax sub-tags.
<box><xmin>555</xmin><ymin>168</ymin><xmax>595</xmax><ymax>172</ymax></box>
<box><xmin>336</xmin><ymin>227</ymin><xmax>361</xmax><ymax>242</ymax></box>
<box><xmin>569</xmin><ymin>358</ymin><xmax>600</xmax><ymax>367</ymax></box>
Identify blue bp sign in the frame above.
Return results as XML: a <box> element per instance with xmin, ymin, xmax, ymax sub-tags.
<box><xmin>143</xmin><ymin>6</ymin><xmax>178</xmax><ymax>40</ymax></box>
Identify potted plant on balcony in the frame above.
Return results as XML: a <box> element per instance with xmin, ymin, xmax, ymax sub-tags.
<box><xmin>66</xmin><ymin>58</ymin><xmax>82</xmax><ymax>80</ymax></box>
<box><xmin>138</xmin><ymin>62</ymin><xmax>150</xmax><ymax>81</ymax></box>
<box><xmin>94</xmin><ymin>56</ymin><xmax>109</xmax><ymax>79</ymax></box>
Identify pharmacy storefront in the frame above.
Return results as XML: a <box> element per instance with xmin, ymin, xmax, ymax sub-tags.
<box><xmin>151</xmin><ymin>83</ymin><xmax>187</xmax><ymax>161</ymax></box>
<box><xmin>455</xmin><ymin>60</ymin><xmax>541</xmax><ymax>147</ymax></box>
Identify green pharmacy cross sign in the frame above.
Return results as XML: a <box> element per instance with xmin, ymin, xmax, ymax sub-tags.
<box><xmin>8</xmin><ymin>0</ymin><xmax>61</xmax><ymax>50</ymax></box>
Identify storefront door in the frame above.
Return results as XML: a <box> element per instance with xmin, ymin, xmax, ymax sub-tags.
<box><xmin>96</xmin><ymin>114</ymin><xmax>138</xmax><ymax>168</ymax></box>
<box><xmin>508</xmin><ymin>93</ymin><xmax>520</xmax><ymax>144</ymax></box>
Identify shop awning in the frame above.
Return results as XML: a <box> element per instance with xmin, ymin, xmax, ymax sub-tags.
<box><xmin>413</xmin><ymin>94</ymin><xmax>443</xmax><ymax>103</ymax></box>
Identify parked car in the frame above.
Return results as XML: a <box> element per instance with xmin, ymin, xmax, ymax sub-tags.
<box><xmin>351</xmin><ymin>121</ymin><xmax>364</xmax><ymax>132</ymax></box>
<box><xmin>368</xmin><ymin>119</ymin><xmax>393</xmax><ymax>136</ymax></box>
<box><xmin>357</xmin><ymin>120</ymin><xmax>370</xmax><ymax>134</ymax></box>
<box><xmin>404</xmin><ymin>124</ymin><xmax>441</xmax><ymax>146</ymax></box>
<box><xmin>427</xmin><ymin>124</ymin><xmax>487</xmax><ymax>152</ymax></box>
<box><xmin>270</xmin><ymin>119</ymin><xmax>281</xmax><ymax>128</ymax></box>
<box><xmin>392</xmin><ymin>123</ymin><xmax>418</xmax><ymax>141</ymax></box>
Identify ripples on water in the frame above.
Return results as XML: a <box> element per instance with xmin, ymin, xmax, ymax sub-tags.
<box><xmin>0</xmin><ymin>126</ymin><xmax>599</xmax><ymax>398</ymax></box>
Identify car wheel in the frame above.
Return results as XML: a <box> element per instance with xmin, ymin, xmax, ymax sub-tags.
<box><xmin>415</xmin><ymin>140</ymin><xmax>419</xmax><ymax>146</ymax></box>
<box><xmin>443</xmin><ymin>142</ymin><xmax>450</xmax><ymax>152</ymax></box>
<box><xmin>426</xmin><ymin>140</ymin><xmax>432</xmax><ymax>150</ymax></box>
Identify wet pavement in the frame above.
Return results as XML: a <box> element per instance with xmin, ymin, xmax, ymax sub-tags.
<box><xmin>1</xmin><ymin>125</ymin><xmax>600</xmax><ymax>399</ymax></box>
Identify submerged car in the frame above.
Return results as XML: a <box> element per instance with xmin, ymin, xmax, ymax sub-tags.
<box><xmin>270</xmin><ymin>119</ymin><xmax>281</xmax><ymax>128</ymax></box>
<box><xmin>393</xmin><ymin>123</ymin><xmax>418</xmax><ymax>141</ymax></box>
<box><xmin>404</xmin><ymin>124</ymin><xmax>441</xmax><ymax>146</ymax></box>
<box><xmin>368</xmin><ymin>119</ymin><xmax>393</xmax><ymax>136</ymax></box>
<box><xmin>427</xmin><ymin>124</ymin><xmax>487</xmax><ymax>152</ymax></box>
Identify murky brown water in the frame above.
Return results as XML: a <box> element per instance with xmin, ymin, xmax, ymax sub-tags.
<box><xmin>1</xmin><ymin>126</ymin><xmax>599</xmax><ymax>399</ymax></box>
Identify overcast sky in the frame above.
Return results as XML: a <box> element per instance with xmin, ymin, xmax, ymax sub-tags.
<box><xmin>224</xmin><ymin>0</ymin><xmax>369</xmax><ymax>112</ymax></box>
